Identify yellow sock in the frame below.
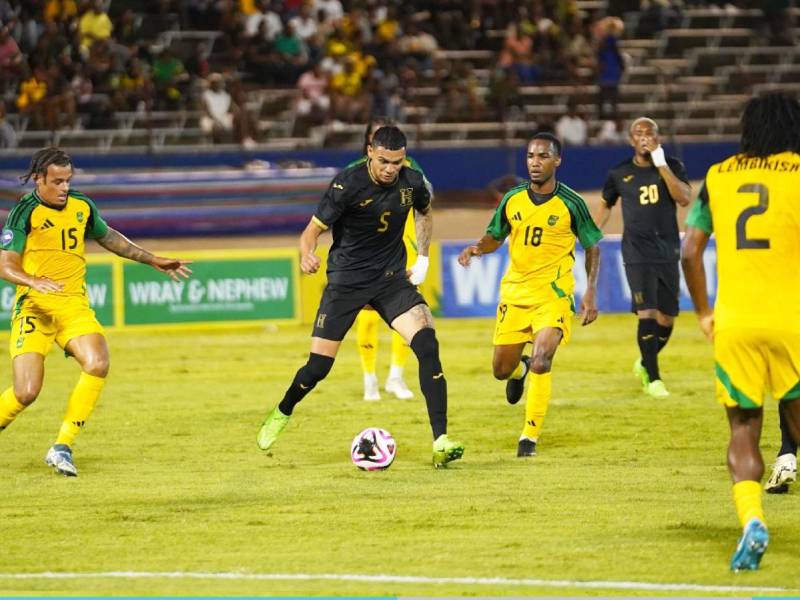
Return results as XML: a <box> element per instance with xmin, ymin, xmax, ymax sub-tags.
<box><xmin>0</xmin><ymin>387</ymin><xmax>26</xmax><ymax>431</ymax></box>
<box><xmin>390</xmin><ymin>331</ymin><xmax>410</xmax><ymax>371</ymax></box>
<box><xmin>733</xmin><ymin>480</ymin><xmax>765</xmax><ymax>528</ymax></box>
<box><xmin>356</xmin><ymin>309</ymin><xmax>380</xmax><ymax>375</ymax></box>
<box><xmin>55</xmin><ymin>372</ymin><xmax>106</xmax><ymax>447</ymax></box>
<box><xmin>522</xmin><ymin>372</ymin><xmax>551</xmax><ymax>441</ymax></box>
<box><xmin>509</xmin><ymin>361</ymin><xmax>525</xmax><ymax>380</ymax></box>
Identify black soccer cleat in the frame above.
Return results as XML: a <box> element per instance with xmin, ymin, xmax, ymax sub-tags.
<box><xmin>517</xmin><ymin>438</ymin><xmax>537</xmax><ymax>458</ymax></box>
<box><xmin>505</xmin><ymin>355</ymin><xmax>530</xmax><ymax>405</ymax></box>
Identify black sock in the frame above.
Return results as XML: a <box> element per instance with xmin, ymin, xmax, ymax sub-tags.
<box><xmin>656</xmin><ymin>323</ymin><xmax>673</xmax><ymax>353</ymax></box>
<box><xmin>278</xmin><ymin>353</ymin><xmax>335</xmax><ymax>415</ymax></box>
<box><xmin>638</xmin><ymin>318</ymin><xmax>660</xmax><ymax>382</ymax></box>
<box><xmin>778</xmin><ymin>401</ymin><xmax>799</xmax><ymax>456</ymax></box>
<box><xmin>410</xmin><ymin>328</ymin><xmax>447</xmax><ymax>439</ymax></box>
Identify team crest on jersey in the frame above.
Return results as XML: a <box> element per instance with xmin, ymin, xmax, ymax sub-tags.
<box><xmin>399</xmin><ymin>188</ymin><xmax>413</xmax><ymax>206</ymax></box>
<box><xmin>548</xmin><ymin>215</ymin><xmax>559</xmax><ymax>226</ymax></box>
<box><xmin>76</xmin><ymin>211</ymin><xmax>84</xmax><ymax>223</ymax></box>
<box><xmin>0</xmin><ymin>229</ymin><xmax>13</xmax><ymax>247</ymax></box>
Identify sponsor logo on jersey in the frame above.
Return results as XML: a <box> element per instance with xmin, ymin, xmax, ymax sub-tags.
<box><xmin>332</xmin><ymin>183</ymin><xmax>344</xmax><ymax>189</ymax></box>
<box><xmin>511</xmin><ymin>211</ymin><xmax>522</xmax><ymax>221</ymax></box>
<box><xmin>41</xmin><ymin>218</ymin><xmax>55</xmax><ymax>229</ymax></box>
<box><xmin>623</xmin><ymin>175</ymin><xmax>635</xmax><ymax>182</ymax></box>
<box><xmin>359</xmin><ymin>198</ymin><xmax>373</xmax><ymax>207</ymax></box>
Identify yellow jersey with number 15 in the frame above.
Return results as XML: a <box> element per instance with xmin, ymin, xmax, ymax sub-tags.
<box><xmin>0</xmin><ymin>189</ymin><xmax>109</xmax><ymax>298</ymax></box>
<box><xmin>686</xmin><ymin>151</ymin><xmax>800</xmax><ymax>332</ymax></box>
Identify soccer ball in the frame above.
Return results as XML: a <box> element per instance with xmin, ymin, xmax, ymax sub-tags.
<box><xmin>351</xmin><ymin>427</ymin><xmax>397</xmax><ymax>471</ymax></box>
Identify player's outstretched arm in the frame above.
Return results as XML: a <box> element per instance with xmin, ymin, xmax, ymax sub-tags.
<box><xmin>579</xmin><ymin>245</ymin><xmax>600</xmax><ymax>326</ymax></box>
<box><xmin>0</xmin><ymin>250</ymin><xmax>64</xmax><ymax>293</ymax></box>
<box><xmin>299</xmin><ymin>218</ymin><xmax>325</xmax><ymax>274</ymax></box>
<box><xmin>96</xmin><ymin>228</ymin><xmax>192</xmax><ymax>282</ymax></box>
<box><xmin>681</xmin><ymin>226</ymin><xmax>713</xmax><ymax>340</ymax></box>
<box><xmin>458</xmin><ymin>234</ymin><xmax>502</xmax><ymax>267</ymax></box>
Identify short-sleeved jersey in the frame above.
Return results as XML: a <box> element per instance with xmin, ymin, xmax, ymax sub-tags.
<box><xmin>313</xmin><ymin>160</ymin><xmax>431</xmax><ymax>287</ymax></box>
<box><xmin>346</xmin><ymin>155</ymin><xmax>427</xmax><ymax>264</ymax></box>
<box><xmin>487</xmin><ymin>181</ymin><xmax>603</xmax><ymax>306</ymax></box>
<box><xmin>0</xmin><ymin>189</ymin><xmax>109</xmax><ymax>298</ymax></box>
<box><xmin>602</xmin><ymin>156</ymin><xmax>689</xmax><ymax>264</ymax></box>
<box><xmin>686</xmin><ymin>151</ymin><xmax>800</xmax><ymax>332</ymax></box>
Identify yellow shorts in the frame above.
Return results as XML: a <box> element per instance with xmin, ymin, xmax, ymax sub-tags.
<box><xmin>493</xmin><ymin>295</ymin><xmax>574</xmax><ymax>346</ymax></box>
<box><xmin>10</xmin><ymin>293</ymin><xmax>105</xmax><ymax>358</ymax></box>
<box><xmin>714</xmin><ymin>328</ymin><xmax>800</xmax><ymax>408</ymax></box>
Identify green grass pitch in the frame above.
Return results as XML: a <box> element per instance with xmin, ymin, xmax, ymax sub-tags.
<box><xmin>1</xmin><ymin>315</ymin><xmax>798</xmax><ymax>596</ymax></box>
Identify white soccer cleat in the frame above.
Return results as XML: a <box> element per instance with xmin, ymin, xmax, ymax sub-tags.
<box><xmin>765</xmin><ymin>453</ymin><xmax>797</xmax><ymax>494</ymax></box>
<box><xmin>385</xmin><ymin>376</ymin><xmax>413</xmax><ymax>399</ymax></box>
<box><xmin>44</xmin><ymin>444</ymin><xmax>78</xmax><ymax>477</ymax></box>
<box><xmin>363</xmin><ymin>374</ymin><xmax>381</xmax><ymax>401</ymax></box>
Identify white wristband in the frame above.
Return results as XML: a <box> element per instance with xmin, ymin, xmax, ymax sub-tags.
<box><xmin>409</xmin><ymin>255</ymin><xmax>429</xmax><ymax>285</ymax></box>
<box><xmin>650</xmin><ymin>145</ymin><xmax>667</xmax><ymax>168</ymax></box>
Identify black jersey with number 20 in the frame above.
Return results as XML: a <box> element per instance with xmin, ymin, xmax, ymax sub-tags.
<box><xmin>602</xmin><ymin>156</ymin><xmax>689</xmax><ymax>264</ymax></box>
<box><xmin>313</xmin><ymin>161</ymin><xmax>432</xmax><ymax>287</ymax></box>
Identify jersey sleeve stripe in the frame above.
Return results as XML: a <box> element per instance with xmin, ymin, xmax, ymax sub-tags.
<box><xmin>5</xmin><ymin>197</ymin><xmax>38</xmax><ymax>230</ymax></box>
<box><xmin>312</xmin><ymin>216</ymin><xmax>329</xmax><ymax>230</ymax></box>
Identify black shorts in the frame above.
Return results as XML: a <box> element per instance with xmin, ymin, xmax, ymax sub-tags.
<box><xmin>624</xmin><ymin>261</ymin><xmax>680</xmax><ymax>316</ymax></box>
<box><xmin>312</xmin><ymin>275</ymin><xmax>426</xmax><ymax>341</ymax></box>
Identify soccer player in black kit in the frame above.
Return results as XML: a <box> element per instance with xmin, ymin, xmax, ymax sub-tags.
<box><xmin>596</xmin><ymin>117</ymin><xmax>692</xmax><ymax>398</ymax></box>
<box><xmin>257</xmin><ymin>126</ymin><xmax>464</xmax><ymax>467</ymax></box>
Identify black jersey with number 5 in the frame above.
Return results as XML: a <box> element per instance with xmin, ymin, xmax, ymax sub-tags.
<box><xmin>602</xmin><ymin>156</ymin><xmax>689</xmax><ymax>264</ymax></box>
<box><xmin>312</xmin><ymin>161</ymin><xmax>432</xmax><ymax>287</ymax></box>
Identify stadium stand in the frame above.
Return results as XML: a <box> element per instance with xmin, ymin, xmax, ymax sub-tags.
<box><xmin>0</xmin><ymin>0</ymin><xmax>797</xmax><ymax>153</ymax></box>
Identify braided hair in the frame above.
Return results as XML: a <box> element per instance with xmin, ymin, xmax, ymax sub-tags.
<box><xmin>740</xmin><ymin>92</ymin><xmax>800</xmax><ymax>158</ymax></box>
<box><xmin>21</xmin><ymin>147</ymin><xmax>72</xmax><ymax>185</ymax></box>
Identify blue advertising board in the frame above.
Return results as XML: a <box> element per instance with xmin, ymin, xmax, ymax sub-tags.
<box><xmin>440</xmin><ymin>236</ymin><xmax>717</xmax><ymax>317</ymax></box>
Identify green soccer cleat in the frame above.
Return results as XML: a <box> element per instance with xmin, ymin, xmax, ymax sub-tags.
<box><xmin>257</xmin><ymin>406</ymin><xmax>291</xmax><ymax>451</ymax></box>
<box><xmin>645</xmin><ymin>379</ymin><xmax>670</xmax><ymax>398</ymax></box>
<box><xmin>731</xmin><ymin>519</ymin><xmax>769</xmax><ymax>572</ymax></box>
<box><xmin>633</xmin><ymin>358</ymin><xmax>650</xmax><ymax>389</ymax></box>
<box><xmin>432</xmin><ymin>434</ymin><xmax>464</xmax><ymax>468</ymax></box>
<box><xmin>44</xmin><ymin>444</ymin><xmax>78</xmax><ymax>477</ymax></box>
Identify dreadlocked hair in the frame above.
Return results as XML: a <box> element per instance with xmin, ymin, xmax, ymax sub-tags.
<box><xmin>21</xmin><ymin>147</ymin><xmax>72</xmax><ymax>185</ymax></box>
<box><xmin>740</xmin><ymin>92</ymin><xmax>800</xmax><ymax>158</ymax></box>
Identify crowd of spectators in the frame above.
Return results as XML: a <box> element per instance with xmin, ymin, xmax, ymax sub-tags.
<box><xmin>0</xmin><ymin>0</ymin><xmax>793</xmax><ymax>149</ymax></box>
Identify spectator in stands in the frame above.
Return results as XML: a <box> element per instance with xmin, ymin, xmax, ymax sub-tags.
<box><xmin>330</xmin><ymin>55</ymin><xmax>370</xmax><ymax>123</ymax></box>
<box><xmin>151</xmin><ymin>46</ymin><xmax>188</xmax><ymax>109</ymax></box>
<box><xmin>488</xmin><ymin>66</ymin><xmax>522</xmax><ymax>122</ymax></box>
<box><xmin>555</xmin><ymin>98</ymin><xmax>588</xmax><ymax>146</ymax></box>
<box><xmin>185</xmin><ymin>41</ymin><xmax>210</xmax><ymax>80</ymax></box>
<box><xmin>498</xmin><ymin>23</ymin><xmax>539</xmax><ymax>84</ymax></box>
<box><xmin>290</xmin><ymin>2</ymin><xmax>319</xmax><ymax>44</ymax></box>
<box><xmin>594</xmin><ymin>16</ymin><xmax>625</xmax><ymax>120</ymax></box>
<box><xmin>78</xmin><ymin>0</ymin><xmax>112</xmax><ymax>52</ymax></box>
<box><xmin>200</xmin><ymin>72</ymin><xmax>257</xmax><ymax>149</ymax></box>
<box><xmin>0</xmin><ymin>24</ymin><xmax>22</xmax><ymax>93</ymax></box>
<box><xmin>16</xmin><ymin>65</ymin><xmax>49</xmax><ymax>130</ymax></box>
<box><xmin>0</xmin><ymin>99</ymin><xmax>16</xmax><ymax>148</ymax></box>
<box><xmin>245</xmin><ymin>0</ymin><xmax>282</xmax><ymax>41</ymax></box>
<box><xmin>563</xmin><ymin>14</ymin><xmax>596</xmax><ymax>83</ymax></box>
<box><xmin>15</xmin><ymin>5</ymin><xmax>42</xmax><ymax>54</ymax></box>
<box><xmin>314</xmin><ymin>0</ymin><xmax>344</xmax><ymax>25</ymax></box>
<box><xmin>111</xmin><ymin>58</ymin><xmax>152</xmax><ymax>113</ymax></box>
<box><xmin>273</xmin><ymin>21</ymin><xmax>309</xmax><ymax>83</ymax></box>
<box><xmin>295</xmin><ymin>62</ymin><xmax>330</xmax><ymax>129</ymax></box>
<box><xmin>70</xmin><ymin>62</ymin><xmax>95</xmax><ymax>112</ymax></box>
<box><xmin>594</xmin><ymin>118</ymin><xmax>626</xmax><ymax>145</ymax></box>
<box><xmin>397</xmin><ymin>20</ymin><xmax>438</xmax><ymax>73</ymax></box>
<box><xmin>44</xmin><ymin>0</ymin><xmax>77</xmax><ymax>23</ymax></box>
<box><xmin>762</xmin><ymin>0</ymin><xmax>792</xmax><ymax>45</ymax></box>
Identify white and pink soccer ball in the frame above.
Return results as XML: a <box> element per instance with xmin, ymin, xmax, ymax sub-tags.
<box><xmin>351</xmin><ymin>427</ymin><xmax>397</xmax><ymax>471</ymax></box>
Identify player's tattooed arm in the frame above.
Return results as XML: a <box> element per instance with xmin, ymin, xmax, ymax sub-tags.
<box><xmin>97</xmin><ymin>228</ymin><xmax>192</xmax><ymax>281</ymax></box>
<box><xmin>414</xmin><ymin>206</ymin><xmax>433</xmax><ymax>256</ymax></box>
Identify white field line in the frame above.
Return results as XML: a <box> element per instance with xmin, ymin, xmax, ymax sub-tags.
<box><xmin>0</xmin><ymin>571</ymin><xmax>795</xmax><ymax>594</ymax></box>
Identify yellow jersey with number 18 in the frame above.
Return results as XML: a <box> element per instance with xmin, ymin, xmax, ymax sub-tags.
<box><xmin>686</xmin><ymin>151</ymin><xmax>800</xmax><ymax>332</ymax></box>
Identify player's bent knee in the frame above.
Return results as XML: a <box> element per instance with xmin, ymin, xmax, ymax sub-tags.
<box><xmin>303</xmin><ymin>353</ymin><xmax>335</xmax><ymax>385</ymax></box>
<box><xmin>530</xmin><ymin>355</ymin><xmax>552</xmax><ymax>374</ymax></box>
<box><xmin>14</xmin><ymin>383</ymin><xmax>41</xmax><ymax>406</ymax></box>
<box><xmin>492</xmin><ymin>362</ymin><xmax>515</xmax><ymax>380</ymax></box>
<box><xmin>83</xmin><ymin>356</ymin><xmax>110</xmax><ymax>378</ymax></box>
<box><xmin>410</xmin><ymin>327</ymin><xmax>438</xmax><ymax>360</ymax></box>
